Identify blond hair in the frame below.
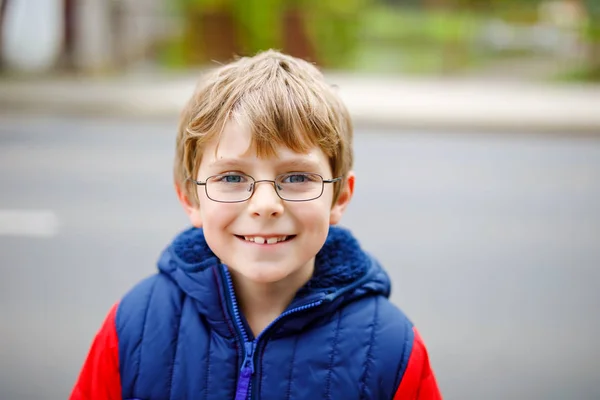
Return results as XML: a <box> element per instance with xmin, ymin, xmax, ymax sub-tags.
<box><xmin>175</xmin><ymin>50</ymin><xmax>353</xmax><ymax>206</ymax></box>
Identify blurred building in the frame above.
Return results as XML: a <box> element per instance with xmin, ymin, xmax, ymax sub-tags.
<box><xmin>0</xmin><ymin>0</ymin><xmax>168</xmax><ymax>73</ymax></box>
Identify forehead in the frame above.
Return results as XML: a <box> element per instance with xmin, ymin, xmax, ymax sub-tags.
<box><xmin>200</xmin><ymin>120</ymin><xmax>329</xmax><ymax>169</ymax></box>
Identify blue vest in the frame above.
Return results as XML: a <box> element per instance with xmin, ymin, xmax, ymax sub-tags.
<box><xmin>116</xmin><ymin>226</ymin><xmax>415</xmax><ymax>399</ymax></box>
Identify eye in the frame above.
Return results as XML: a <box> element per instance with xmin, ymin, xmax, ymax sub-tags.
<box><xmin>281</xmin><ymin>173</ymin><xmax>318</xmax><ymax>184</ymax></box>
<box><xmin>214</xmin><ymin>174</ymin><xmax>248</xmax><ymax>183</ymax></box>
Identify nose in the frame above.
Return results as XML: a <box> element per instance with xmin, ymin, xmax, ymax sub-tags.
<box><xmin>247</xmin><ymin>180</ymin><xmax>284</xmax><ymax>218</ymax></box>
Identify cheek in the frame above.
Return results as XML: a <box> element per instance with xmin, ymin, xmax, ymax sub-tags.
<box><xmin>290</xmin><ymin>200</ymin><xmax>331</xmax><ymax>229</ymax></box>
<box><xmin>291</xmin><ymin>203</ymin><xmax>331</xmax><ymax>255</ymax></box>
<box><xmin>199</xmin><ymin>201</ymin><xmax>238</xmax><ymax>229</ymax></box>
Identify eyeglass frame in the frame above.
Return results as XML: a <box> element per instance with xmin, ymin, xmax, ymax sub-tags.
<box><xmin>188</xmin><ymin>172</ymin><xmax>343</xmax><ymax>203</ymax></box>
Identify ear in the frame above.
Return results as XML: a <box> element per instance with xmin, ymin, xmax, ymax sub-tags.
<box><xmin>329</xmin><ymin>171</ymin><xmax>355</xmax><ymax>225</ymax></box>
<box><xmin>176</xmin><ymin>182</ymin><xmax>203</xmax><ymax>228</ymax></box>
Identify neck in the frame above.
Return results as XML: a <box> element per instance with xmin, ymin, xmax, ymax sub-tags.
<box><xmin>230</xmin><ymin>259</ymin><xmax>315</xmax><ymax>337</ymax></box>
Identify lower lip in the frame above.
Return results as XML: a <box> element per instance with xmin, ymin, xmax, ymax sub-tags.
<box><xmin>236</xmin><ymin>235</ymin><xmax>295</xmax><ymax>247</ymax></box>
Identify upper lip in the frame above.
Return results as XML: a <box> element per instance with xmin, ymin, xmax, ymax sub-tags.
<box><xmin>237</xmin><ymin>234</ymin><xmax>293</xmax><ymax>238</ymax></box>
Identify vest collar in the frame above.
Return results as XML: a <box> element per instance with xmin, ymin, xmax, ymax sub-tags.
<box><xmin>157</xmin><ymin>226</ymin><xmax>391</xmax><ymax>338</ymax></box>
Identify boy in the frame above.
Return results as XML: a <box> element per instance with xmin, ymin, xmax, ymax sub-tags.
<box><xmin>71</xmin><ymin>50</ymin><xmax>441</xmax><ymax>400</ymax></box>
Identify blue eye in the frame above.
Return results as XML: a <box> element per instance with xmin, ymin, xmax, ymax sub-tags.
<box><xmin>215</xmin><ymin>174</ymin><xmax>247</xmax><ymax>183</ymax></box>
<box><xmin>288</xmin><ymin>174</ymin><xmax>306</xmax><ymax>183</ymax></box>
<box><xmin>281</xmin><ymin>173</ymin><xmax>318</xmax><ymax>184</ymax></box>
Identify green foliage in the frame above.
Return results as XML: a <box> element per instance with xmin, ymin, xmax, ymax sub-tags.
<box><xmin>161</xmin><ymin>0</ymin><xmax>599</xmax><ymax>81</ymax></box>
<box><xmin>356</xmin><ymin>6</ymin><xmax>484</xmax><ymax>73</ymax></box>
<box><xmin>583</xmin><ymin>1</ymin><xmax>600</xmax><ymax>40</ymax></box>
<box><xmin>167</xmin><ymin>0</ymin><xmax>374</xmax><ymax>68</ymax></box>
<box><xmin>231</xmin><ymin>0</ymin><xmax>283</xmax><ymax>55</ymax></box>
<box><xmin>555</xmin><ymin>65</ymin><xmax>600</xmax><ymax>83</ymax></box>
<box><xmin>303</xmin><ymin>0</ymin><xmax>374</xmax><ymax>68</ymax></box>
<box><xmin>156</xmin><ymin>36</ymin><xmax>188</xmax><ymax>69</ymax></box>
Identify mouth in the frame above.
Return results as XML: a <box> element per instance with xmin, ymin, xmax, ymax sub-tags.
<box><xmin>235</xmin><ymin>234</ymin><xmax>296</xmax><ymax>245</ymax></box>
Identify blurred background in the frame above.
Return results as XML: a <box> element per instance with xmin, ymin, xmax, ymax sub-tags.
<box><xmin>1</xmin><ymin>0</ymin><xmax>600</xmax><ymax>79</ymax></box>
<box><xmin>1</xmin><ymin>1</ymin><xmax>600</xmax><ymax>400</ymax></box>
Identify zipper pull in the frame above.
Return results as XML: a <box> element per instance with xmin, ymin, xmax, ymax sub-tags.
<box><xmin>234</xmin><ymin>341</ymin><xmax>255</xmax><ymax>400</ymax></box>
<box><xmin>242</xmin><ymin>341</ymin><xmax>255</xmax><ymax>373</ymax></box>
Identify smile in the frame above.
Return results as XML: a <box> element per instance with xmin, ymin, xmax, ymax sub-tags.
<box><xmin>235</xmin><ymin>235</ymin><xmax>296</xmax><ymax>245</ymax></box>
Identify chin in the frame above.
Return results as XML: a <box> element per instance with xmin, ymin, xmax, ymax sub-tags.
<box><xmin>228</xmin><ymin>258</ymin><xmax>298</xmax><ymax>282</ymax></box>
<box><xmin>240</xmin><ymin>266</ymin><xmax>294</xmax><ymax>284</ymax></box>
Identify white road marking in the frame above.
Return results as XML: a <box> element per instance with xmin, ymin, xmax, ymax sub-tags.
<box><xmin>0</xmin><ymin>210</ymin><xmax>59</xmax><ymax>237</ymax></box>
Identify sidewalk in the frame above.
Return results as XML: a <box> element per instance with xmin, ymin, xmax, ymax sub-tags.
<box><xmin>1</xmin><ymin>72</ymin><xmax>599</xmax><ymax>133</ymax></box>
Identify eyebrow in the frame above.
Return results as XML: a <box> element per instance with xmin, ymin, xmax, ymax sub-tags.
<box><xmin>276</xmin><ymin>158</ymin><xmax>320</xmax><ymax>171</ymax></box>
<box><xmin>208</xmin><ymin>158</ymin><xmax>249</xmax><ymax>170</ymax></box>
<box><xmin>207</xmin><ymin>158</ymin><xmax>319</xmax><ymax>171</ymax></box>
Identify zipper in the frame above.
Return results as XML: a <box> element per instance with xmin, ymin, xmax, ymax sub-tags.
<box><xmin>234</xmin><ymin>341</ymin><xmax>255</xmax><ymax>400</ymax></box>
<box><xmin>223</xmin><ymin>266</ymin><xmax>323</xmax><ymax>400</ymax></box>
<box><xmin>223</xmin><ymin>267</ymin><xmax>253</xmax><ymax>400</ymax></box>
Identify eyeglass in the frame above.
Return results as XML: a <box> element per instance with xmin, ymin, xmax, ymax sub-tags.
<box><xmin>189</xmin><ymin>172</ymin><xmax>342</xmax><ymax>203</ymax></box>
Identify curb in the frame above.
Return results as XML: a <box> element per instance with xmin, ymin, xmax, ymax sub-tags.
<box><xmin>1</xmin><ymin>77</ymin><xmax>599</xmax><ymax>134</ymax></box>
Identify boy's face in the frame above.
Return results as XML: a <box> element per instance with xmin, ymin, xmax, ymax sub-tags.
<box><xmin>178</xmin><ymin>120</ymin><xmax>354</xmax><ymax>286</ymax></box>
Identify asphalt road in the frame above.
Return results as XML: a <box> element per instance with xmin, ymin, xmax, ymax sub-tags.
<box><xmin>1</xmin><ymin>115</ymin><xmax>599</xmax><ymax>400</ymax></box>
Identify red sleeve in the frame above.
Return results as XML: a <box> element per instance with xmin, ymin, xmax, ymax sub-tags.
<box><xmin>393</xmin><ymin>327</ymin><xmax>442</xmax><ymax>400</ymax></box>
<box><xmin>70</xmin><ymin>303</ymin><xmax>122</xmax><ymax>400</ymax></box>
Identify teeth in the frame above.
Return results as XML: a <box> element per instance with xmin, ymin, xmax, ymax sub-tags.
<box><xmin>243</xmin><ymin>236</ymin><xmax>288</xmax><ymax>244</ymax></box>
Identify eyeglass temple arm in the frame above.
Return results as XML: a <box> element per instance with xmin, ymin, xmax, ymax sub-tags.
<box><xmin>323</xmin><ymin>177</ymin><xmax>343</xmax><ymax>184</ymax></box>
<box><xmin>188</xmin><ymin>178</ymin><xmax>206</xmax><ymax>186</ymax></box>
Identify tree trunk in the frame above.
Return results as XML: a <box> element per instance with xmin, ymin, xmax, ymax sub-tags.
<box><xmin>282</xmin><ymin>8</ymin><xmax>318</xmax><ymax>64</ymax></box>
<box><xmin>186</xmin><ymin>9</ymin><xmax>239</xmax><ymax>65</ymax></box>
